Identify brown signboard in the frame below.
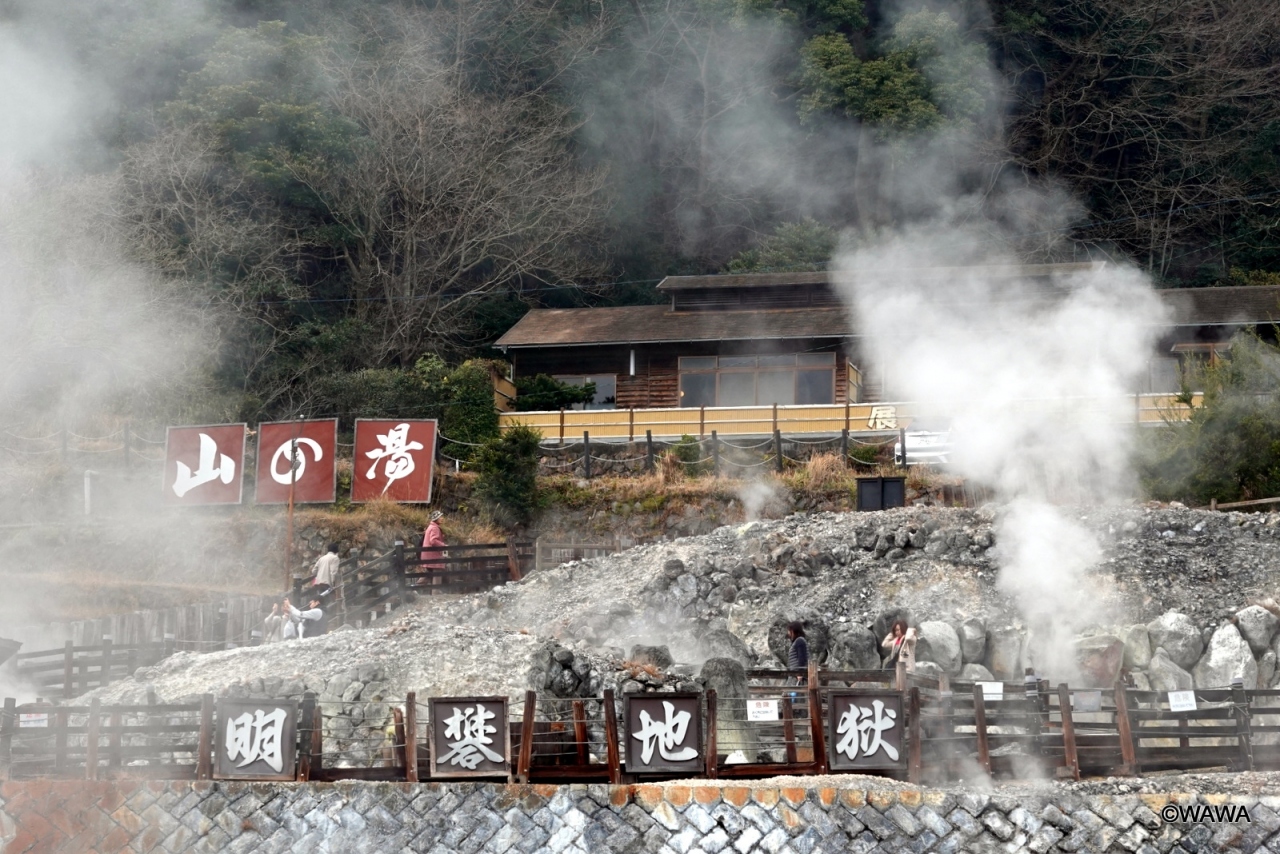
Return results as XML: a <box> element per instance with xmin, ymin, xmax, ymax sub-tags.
<box><xmin>163</xmin><ymin>424</ymin><xmax>247</xmax><ymax>505</ymax></box>
<box><xmin>214</xmin><ymin>699</ymin><xmax>298</xmax><ymax>781</ymax></box>
<box><xmin>255</xmin><ymin>419</ymin><xmax>338</xmax><ymax>504</ymax></box>
<box><xmin>351</xmin><ymin>419</ymin><xmax>437</xmax><ymax>503</ymax></box>
<box><xmin>624</xmin><ymin>693</ymin><xmax>702</xmax><ymax>774</ymax></box>
<box><xmin>827</xmin><ymin>690</ymin><xmax>905</xmax><ymax>772</ymax></box>
<box><xmin>429</xmin><ymin>696</ymin><xmax>509</xmax><ymax>778</ymax></box>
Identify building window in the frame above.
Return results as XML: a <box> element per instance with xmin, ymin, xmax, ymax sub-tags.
<box><xmin>555</xmin><ymin>375</ymin><xmax>617</xmax><ymax>409</ymax></box>
<box><xmin>678</xmin><ymin>353</ymin><xmax>835</xmax><ymax>407</ymax></box>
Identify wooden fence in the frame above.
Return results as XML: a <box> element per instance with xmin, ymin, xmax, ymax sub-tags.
<box><xmin>6</xmin><ymin>665</ymin><xmax>1277</xmax><ymax>784</ymax></box>
<box><xmin>11</xmin><ymin>641</ymin><xmax>176</xmax><ymax>702</ymax></box>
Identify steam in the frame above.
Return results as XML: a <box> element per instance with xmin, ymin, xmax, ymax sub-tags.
<box><xmin>833</xmin><ymin>27</ymin><xmax>1166</xmax><ymax>681</ymax></box>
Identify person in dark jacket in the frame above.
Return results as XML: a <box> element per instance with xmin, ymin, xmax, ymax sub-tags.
<box><xmin>786</xmin><ymin>622</ymin><xmax>809</xmax><ymax>670</ymax></box>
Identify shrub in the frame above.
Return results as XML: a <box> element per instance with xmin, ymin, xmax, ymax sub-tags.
<box><xmin>673</xmin><ymin>434</ymin><xmax>706</xmax><ymax>475</ymax></box>
<box><xmin>513</xmin><ymin>375</ymin><xmax>595</xmax><ymax>411</ymax></box>
<box><xmin>442</xmin><ymin>360</ymin><xmax>502</xmax><ymax>460</ymax></box>
<box><xmin>471</xmin><ymin>423</ymin><xmax>543</xmax><ymax>527</ymax></box>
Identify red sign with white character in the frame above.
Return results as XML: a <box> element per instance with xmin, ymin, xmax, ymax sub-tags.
<box><xmin>164</xmin><ymin>424</ymin><xmax>247</xmax><ymax>505</ymax></box>
<box><xmin>255</xmin><ymin>420</ymin><xmax>338</xmax><ymax>504</ymax></box>
<box><xmin>351</xmin><ymin>419</ymin><xmax>437</xmax><ymax>503</ymax></box>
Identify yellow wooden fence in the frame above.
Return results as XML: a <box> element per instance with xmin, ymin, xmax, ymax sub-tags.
<box><xmin>498</xmin><ymin>394</ymin><xmax>1202</xmax><ymax>442</ymax></box>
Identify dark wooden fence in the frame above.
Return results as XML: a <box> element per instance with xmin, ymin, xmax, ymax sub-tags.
<box><xmin>6</xmin><ymin>666</ymin><xmax>1277</xmax><ymax>784</ymax></box>
<box><xmin>12</xmin><ymin>640</ymin><xmax>176</xmax><ymax>701</ymax></box>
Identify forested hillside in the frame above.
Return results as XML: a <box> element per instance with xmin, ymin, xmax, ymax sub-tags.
<box><xmin>2</xmin><ymin>0</ymin><xmax>1278</xmax><ymax>426</ymax></box>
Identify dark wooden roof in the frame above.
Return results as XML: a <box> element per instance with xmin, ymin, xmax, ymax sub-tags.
<box><xmin>495</xmin><ymin>305</ymin><xmax>852</xmax><ymax>348</ymax></box>
<box><xmin>496</xmin><ymin>284</ymin><xmax>1280</xmax><ymax>348</ymax></box>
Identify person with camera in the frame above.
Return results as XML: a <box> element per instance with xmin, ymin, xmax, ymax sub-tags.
<box><xmin>282</xmin><ymin>595</ymin><xmax>327</xmax><ymax>639</ymax></box>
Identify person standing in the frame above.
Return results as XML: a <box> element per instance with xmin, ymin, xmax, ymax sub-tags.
<box><xmin>310</xmin><ymin>542</ymin><xmax>341</xmax><ymax>596</ymax></box>
<box><xmin>882</xmin><ymin>619</ymin><xmax>917</xmax><ymax>688</ymax></box>
<box><xmin>786</xmin><ymin>622</ymin><xmax>810</xmax><ymax>717</ymax></box>
<box><xmin>419</xmin><ymin>511</ymin><xmax>447</xmax><ymax>582</ymax></box>
<box><xmin>262</xmin><ymin>602</ymin><xmax>285</xmax><ymax>644</ymax></box>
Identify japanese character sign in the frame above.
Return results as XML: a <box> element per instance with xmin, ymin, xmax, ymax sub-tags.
<box><xmin>352</xmin><ymin>419</ymin><xmax>437</xmax><ymax>503</ymax></box>
<box><xmin>868</xmin><ymin>406</ymin><xmax>898</xmax><ymax>430</ymax></box>
<box><xmin>429</xmin><ymin>697</ymin><xmax>508</xmax><ymax>778</ymax></box>
<box><xmin>624</xmin><ymin>694</ymin><xmax>702</xmax><ymax>773</ymax></box>
<box><xmin>215</xmin><ymin>700</ymin><xmax>297</xmax><ymax>780</ymax></box>
<box><xmin>255</xmin><ymin>419</ymin><xmax>338</xmax><ymax>504</ymax></box>
<box><xmin>164</xmin><ymin>424</ymin><xmax>247</xmax><ymax>505</ymax></box>
<box><xmin>827</xmin><ymin>691</ymin><xmax>905</xmax><ymax>771</ymax></box>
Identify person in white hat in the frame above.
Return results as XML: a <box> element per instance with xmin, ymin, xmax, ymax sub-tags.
<box><xmin>419</xmin><ymin>510</ymin><xmax>447</xmax><ymax>582</ymax></box>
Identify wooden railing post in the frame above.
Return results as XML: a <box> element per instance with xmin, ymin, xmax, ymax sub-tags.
<box><xmin>907</xmin><ymin>687</ymin><xmax>922</xmax><ymax>784</ymax></box>
<box><xmin>197</xmin><ymin>694</ymin><xmax>214</xmax><ymax>780</ymax></box>
<box><xmin>781</xmin><ymin>697</ymin><xmax>798</xmax><ymax>764</ymax></box>
<box><xmin>393</xmin><ymin>707</ymin><xmax>408</xmax><ymax>778</ymax></box>
<box><xmin>517</xmin><ymin>690</ymin><xmax>536</xmax><ymax>783</ymax></box>
<box><xmin>711</xmin><ymin>431</ymin><xmax>720</xmax><ymax>477</ymax></box>
<box><xmin>572</xmin><ymin>700</ymin><xmax>589</xmax><ymax>765</ymax></box>
<box><xmin>1233</xmin><ymin>679</ymin><xmax>1254</xmax><ymax>772</ymax></box>
<box><xmin>645</xmin><ymin>430</ymin><xmax>654</xmax><ymax>473</ymax></box>
<box><xmin>1058</xmin><ymin>684</ymin><xmax>1080</xmax><ymax>781</ymax></box>
<box><xmin>0</xmin><ymin>697</ymin><xmax>15</xmax><ymax>773</ymax></box>
<box><xmin>100</xmin><ymin>637</ymin><xmax>113</xmax><ymax>691</ymax></box>
<box><xmin>807</xmin><ymin>662</ymin><xmax>826</xmax><ymax>773</ymax></box>
<box><xmin>63</xmin><ymin>640</ymin><xmax>74</xmax><ymax>701</ymax></box>
<box><xmin>704</xmin><ymin>689</ymin><xmax>718</xmax><ymax>779</ymax></box>
<box><xmin>774</xmin><ymin>430</ymin><xmax>783</xmax><ymax>473</ymax></box>
<box><xmin>506</xmin><ymin>542</ymin><xmax>523</xmax><ymax>583</ymax></box>
<box><xmin>603</xmin><ymin>689</ymin><xmax>621</xmax><ymax>785</ymax></box>
<box><xmin>840</xmin><ymin>429</ymin><xmax>849</xmax><ymax>464</ymax></box>
<box><xmin>404</xmin><ymin>692</ymin><xmax>419</xmax><ymax>782</ymax></box>
<box><xmin>1113</xmin><ymin>681</ymin><xmax>1137</xmax><ymax>775</ymax></box>
<box><xmin>86</xmin><ymin>698</ymin><xmax>100</xmax><ymax>780</ymax></box>
<box><xmin>583</xmin><ymin>432</ymin><xmax>591</xmax><ymax>480</ymax></box>
<box><xmin>972</xmin><ymin>684</ymin><xmax>991</xmax><ymax>776</ymax></box>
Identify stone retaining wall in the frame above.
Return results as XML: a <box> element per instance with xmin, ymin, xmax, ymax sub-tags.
<box><xmin>0</xmin><ymin>778</ymin><xmax>1272</xmax><ymax>853</ymax></box>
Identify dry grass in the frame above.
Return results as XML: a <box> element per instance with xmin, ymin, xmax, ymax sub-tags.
<box><xmin>804</xmin><ymin>452</ymin><xmax>853</xmax><ymax>491</ymax></box>
<box><xmin>622</xmin><ymin>661</ymin><xmax>664</xmax><ymax>679</ymax></box>
<box><xmin>657</xmin><ymin>450</ymin><xmax>684</xmax><ymax>485</ymax></box>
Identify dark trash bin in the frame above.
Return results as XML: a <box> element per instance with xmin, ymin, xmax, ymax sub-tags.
<box><xmin>857</xmin><ymin>477</ymin><xmax>906</xmax><ymax>511</ymax></box>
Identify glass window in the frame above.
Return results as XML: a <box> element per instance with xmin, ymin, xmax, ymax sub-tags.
<box><xmin>555</xmin><ymin>375</ymin><xmax>617</xmax><ymax>409</ymax></box>
<box><xmin>757</xmin><ymin>370</ymin><xmax>796</xmax><ymax>405</ymax></box>
<box><xmin>797</xmin><ymin>352</ymin><xmax>836</xmax><ymax>365</ymax></box>
<box><xmin>797</xmin><ymin>369</ymin><xmax>834</xmax><ymax>405</ymax></box>
<box><xmin>718</xmin><ymin>356</ymin><xmax>757</xmax><ymax>368</ymax></box>
<box><xmin>678</xmin><ymin>357</ymin><xmax>717</xmax><ymax>370</ymax></box>
<box><xmin>680</xmin><ymin>372</ymin><xmax>716</xmax><ymax>407</ymax></box>
<box><xmin>758</xmin><ymin>354</ymin><xmax>796</xmax><ymax>367</ymax></box>
<box><xmin>718</xmin><ymin>372</ymin><xmax>757</xmax><ymax>407</ymax></box>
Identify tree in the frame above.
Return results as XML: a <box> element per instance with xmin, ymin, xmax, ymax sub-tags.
<box><xmin>472</xmin><ymin>423</ymin><xmax>543</xmax><ymax>528</ymax></box>
<box><xmin>513</xmin><ymin>375</ymin><xmax>596</xmax><ymax>411</ymax></box>
<box><xmin>724</xmin><ymin>218</ymin><xmax>838</xmax><ymax>272</ymax></box>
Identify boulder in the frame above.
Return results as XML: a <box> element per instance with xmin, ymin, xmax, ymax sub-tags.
<box><xmin>1146</xmin><ymin>648</ymin><xmax>1193</xmax><ymax>692</ymax></box>
<box><xmin>1120</xmin><ymin>625</ymin><xmax>1152</xmax><ymax>670</ymax></box>
<box><xmin>828</xmin><ymin>624</ymin><xmax>882</xmax><ymax>671</ymax></box>
<box><xmin>698</xmin><ymin>629</ymin><xmax>754</xmax><ymax>666</ymax></box>
<box><xmin>959</xmin><ymin>663</ymin><xmax>995</xmax><ymax>682</ymax></box>
<box><xmin>915</xmin><ymin>621</ymin><xmax>962</xmax><ymax>675</ymax></box>
<box><xmin>959</xmin><ymin>618</ymin><xmax>986</xmax><ymax>664</ymax></box>
<box><xmin>986</xmin><ymin>627</ymin><xmax>1026</xmax><ymax>680</ymax></box>
<box><xmin>1260</xmin><ymin>651</ymin><xmax>1277</xmax><ymax>690</ymax></box>
<box><xmin>912</xmin><ymin>661</ymin><xmax>946</xmax><ymax>682</ymax></box>
<box><xmin>1192</xmin><ymin>624</ymin><xmax>1258</xmax><ymax>689</ymax></box>
<box><xmin>1073</xmin><ymin>635</ymin><xmax>1125</xmax><ymax>689</ymax></box>
<box><xmin>1235</xmin><ymin>606</ymin><xmax>1280</xmax><ymax>656</ymax></box>
<box><xmin>1146</xmin><ymin>612</ymin><xmax>1204</xmax><ymax>670</ymax></box>
<box><xmin>699</xmin><ymin>658</ymin><xmax>756</xmax><ymax>756</ymax></box>
<box><xmin>629</xmin><ymin>645</ymin><xmax>673</xmax><ymax>668</ymax></box>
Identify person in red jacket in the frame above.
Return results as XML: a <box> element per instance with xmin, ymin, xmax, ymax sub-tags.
<box><xmin>419</xmin><ymin>510</ymin><xmax>447</xmax><ymax>583</ymax></box>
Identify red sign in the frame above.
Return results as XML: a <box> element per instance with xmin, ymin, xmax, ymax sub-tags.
<box><xmin>164</xmin><ymin>424</ymin><xmax>247</xmax><ymax>505</ymax></box>
<box><xmin>351</xmin><ymin>420</ymin><xmax>437</xmax><ymax>503</ymax></box>
<box><xmin>254</xmin><ymin>420</ymin><xmax>338</xmax><ymax>504</ymax></box>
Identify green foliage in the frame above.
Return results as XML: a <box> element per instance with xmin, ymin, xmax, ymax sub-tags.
<box><xmin>441</xmin><ymin>360</ymin><xmax>502</xmax><ymax>459</ymax></box>
<box><xmin>471</xmin><ymin>423</ymin><xmax>543</xmax><ymax>527</ymax></box>
<box><xmin>673</xmin><ymin>434</ymin><xmax>708</xmax><ymax>476</ymax></box>
<box><xmin>513</xmin><ymin>375</ymin><xmax>596</xmax><ymax>412</ymax></box>
<box><xmin>1140</xmin><ymin>332</ymin><xmax>1280</xmax><ymax>504</ymax></box>
<box><xmin>725</xmin><ymin>219</ymin><xmax>838</xmax><ymax>273</ymax></box>
<box><xmin>849</xmin><ymin>442</ymin><xmax>881</xmax><ymax>466</ymax></box>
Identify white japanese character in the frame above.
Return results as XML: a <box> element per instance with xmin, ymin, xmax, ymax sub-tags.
<box><xmin>364</xmin><ymin>423</ymin><xmax>425</xmax><ymax>494</ymax></box>
<box><xmin>173</xmin><ymin>433</ymin><xmax>237</xmax><ymax>497</ymax></box>
<box><xmin>437</xmin><ymin>704</ymin><xmax>504</xmax><ymax>769</ymax></box>
<box><xmin>225</xmin><ymin>708</ymin><xmax>288</xmax><ymax>772</ymax></box>
<box><xmin>269</xmin><ymin>437</ymin><xmax>324</xmax><ymax>486</ymax></box>
<box><xmin>632</xmin><ymin>701</ymin><xmax>698</xmax><ymax>765</ymax></box>
<box><xmin>868</xmin><ymin>406</ymin><xmax>898</xmax><ymax>431</ymax></box>
<box><xmin>835</xmin><ymin>700</ymin><xmax>899</xmax><ymax>762</ymax></box>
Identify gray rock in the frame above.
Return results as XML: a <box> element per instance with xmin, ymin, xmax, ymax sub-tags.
<box><xmin>1235</xmin><ymin>605</ymin><xmax>1280</xmax><ymax>656</ymax></box>
<box><xmin>629</xmin><ymin>645</ymin><xmax>673</xmax><ymax>668</ymax></box>
<box><xmin>1147</xmin><ymin>612</ymin><xmax>1204</xmax><ymax>670</ymax></box>
<box><xmin>960</xmin><ymin>618</ymin><xmax>986</xmax><ymax>664</ymax></box>
<box><xmin>959</xmin><ymin>663</ymin><xmax>995</xmax><ymax>682</ymax></box>
<box><xmin>1120</xmin><ymin>625</ymin><xmax>1152</xmax><ymax>670</ymax></box>
<box><xmin>699</xmin><ymin>658</ymin><xmax>755</xmax><ymax>756</ymax></box>
<box><xmin>1146</xmin><ymin>648</ymin><xmax>1193</xmax><ymax>692</ymax></box>
<box><xmin>698</xmin><ymin>629</ymin><xmax>753</xmax><ymax>666</ymax></box>
<box><xmin>1259</xmin><ymin>651</ymin><xmax>1277</xmax><ymax>690</ymax></box>
<box><xmin>828</xmin><ymin>624</ymin><xmax>881</xmax><ymax>671</ymax></box>
<box><xmin>913</xmin><ymin>661</ymin><xmax>946</xmax><ymax>681</ymax></box>
<box><xmin>916</xmin><ymin>621</ymin><xmax>962</xmax><ymax>675</ymax></box>
<box><xmin>1073</xmin><ymin>635</ymin><xmax>1125</xmax><ymax>689</ymax></box>
<box><xmin>986</xmin><ymin>627</ymin><xmax>1025</xmax><ymax>680</ymax></box>
<box><xmin>1192</xmin><ymin>623</ymin><xmax>1258</xmax><ymax>689</ymax></box>
<box><xmin>662</xmin><ymin>558</ymin><xmax>686</xmax><ymax>578</ymax></box>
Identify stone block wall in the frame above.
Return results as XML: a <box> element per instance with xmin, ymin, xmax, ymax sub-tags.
<box><xmin>0</xmin><ymin>778</ymin><xmax>1274</xmax><ymax>853</ymax></box>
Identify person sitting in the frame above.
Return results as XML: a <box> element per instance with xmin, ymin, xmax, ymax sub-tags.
<box><xmin>282</xmin><ymin>596</ymin><xmax>327</xmax><ymax>639</ymax></box>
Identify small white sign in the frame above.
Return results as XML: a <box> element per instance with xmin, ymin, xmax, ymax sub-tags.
<box><xmin>1072</xmin><ymin>691</ymin><xmax>1102</xmax><ymax>713</ymax></box>
<box><xmin>1168</xmin><ymin>690</ymin><xmax>1197</xmax><ymax>713</ymax></box>
<box><xmin>747</xmin><ymin>700</ymin><xmax>779</xmax><ymax>722</ymax></box>
<box><xmin>18</xmin><ymin>713</ymin><xmax>48</xmax><ymax>728</ymax></box>
<box><xmin>976</xmin><ymin>682</ymin><xmax>1004</xmax><ymax>700</ymax></box>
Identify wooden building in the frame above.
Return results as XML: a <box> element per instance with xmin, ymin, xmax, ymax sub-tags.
<box><xmin>494</xmin><ymin>266</ymin><xmax>1280</xmax><ymax>410</ymax></box>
